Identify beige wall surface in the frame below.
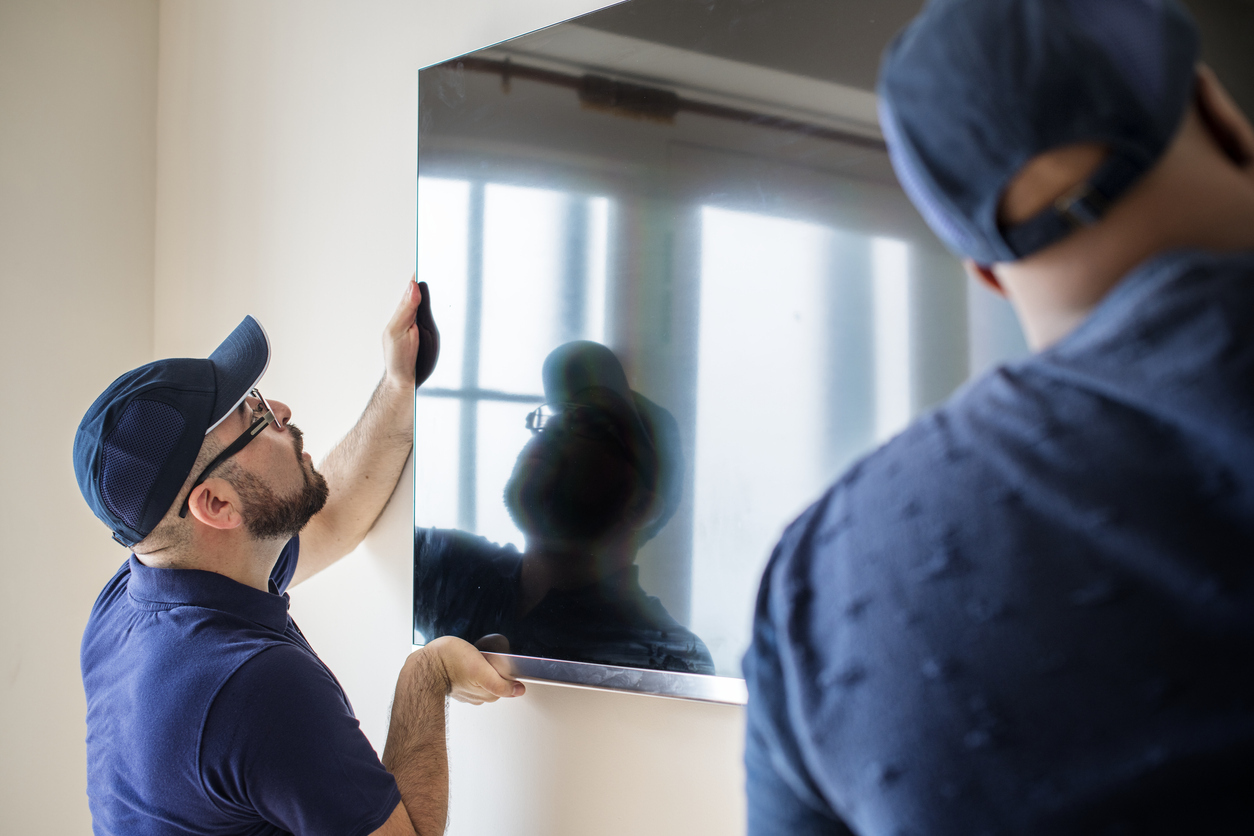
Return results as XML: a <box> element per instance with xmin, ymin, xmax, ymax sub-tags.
<box><xmin>0</xmin><ymin>0</ymin><xmax>159</xmax><ymax>832</ymax></box>
<box><xmin>153</xmin><ymin>1</ymin><xmax>746</xmax><ymax>835</ymax></box>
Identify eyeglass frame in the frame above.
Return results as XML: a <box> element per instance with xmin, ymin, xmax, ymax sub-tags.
<box><xmin>524</xmin><ymin>401</ymin><xmax>650</xmax><ymax>466</ymax></box>
<box><xmin>178</xmin><ymin>388</ymin><xmax>279</xmax><ymax>519</ymax></box>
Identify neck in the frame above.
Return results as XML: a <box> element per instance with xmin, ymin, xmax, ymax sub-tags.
<box><xmin>136</xmin><ymin>529</ymin><xmax>286</xmax><ymax>592</ymax></box>
<box><xmin>996</xmin><ymin>110</ymin><xmax>1254</xmax><ymax>350</ymax></box>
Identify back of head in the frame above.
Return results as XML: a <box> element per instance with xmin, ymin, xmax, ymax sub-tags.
<box><xmin>878</xmin><ymin>0</ymin><xmax>1200</xmax><ymax>265</ymax></box>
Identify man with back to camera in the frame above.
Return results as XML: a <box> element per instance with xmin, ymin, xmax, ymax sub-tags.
<box><xmin>744</xmin><ymin>1</ymin><xmax>1254</xmax><ymax>834</ymax></box>
<box><xmin>74</xmin><ymin>278</ymin><xmax>523</xmax><ymax>836</ymax></box>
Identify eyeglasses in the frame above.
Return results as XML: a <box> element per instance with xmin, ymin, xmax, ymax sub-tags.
<box><xmin>179</xmin><ymin>388</ymin><xmax>278</xmax><ymax>518</ymax></box>
<box><xmin>525</xmin><ymin>402</ymin><xmax>632</xmax><ymax>457</ymax></box>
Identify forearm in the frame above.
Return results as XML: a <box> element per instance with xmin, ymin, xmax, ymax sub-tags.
<box><xmin>294</xmin><ymin>375</ymin><xmax>414</xmax><ymax>583</ymax></box>
<box><xmin>382</xmin><ymin>649</ymin><xmax>450</xmax><ymax>836</ymax></box>
<box><xmin>320</xmin><ymin>374</ymin><xmax>414</xmax><ymax>533</ymax></box>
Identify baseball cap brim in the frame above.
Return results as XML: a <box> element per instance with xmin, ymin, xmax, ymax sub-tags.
<box><xmin>206</xmin><ymin>315</ymin><xmax>270</xmax><ymax>433</ymax></box>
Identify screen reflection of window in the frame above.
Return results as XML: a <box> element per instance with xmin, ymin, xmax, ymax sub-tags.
<box><xmin>415</xmin><ymin>176</ymin><xmax>610</xmax><ymax>548</ymax></box>
<box><xmin>692</xmin><ymin>207</ymin><xmax>919</xmax><ymax>673</ymax></box>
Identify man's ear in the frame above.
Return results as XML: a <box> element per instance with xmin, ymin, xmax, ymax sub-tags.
<box><xmin>963</xmin><ymin>259</ymin><xmax>1006</xmax><ymax>298</ymax></box>
<box><xmin>185</xmin><ymin>478</ymin><xmax>245</xmax><ymax>531</ymax></box>
<box><xmin>1195</xmin><ymin>63</ymin><xmax>1254</xmax><ymax>170</ymax></box>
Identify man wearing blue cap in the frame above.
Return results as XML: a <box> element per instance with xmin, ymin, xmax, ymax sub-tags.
<box><xmin>745</xmin><ymin>1</ymin><xmax>1254</xmax><ymax>834</ymax></box>
<box><xmin>74</xmin><ymin>280</ymin><xmax>523</xmax><ymax>836</ymax></box>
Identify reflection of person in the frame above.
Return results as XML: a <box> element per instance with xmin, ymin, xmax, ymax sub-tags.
<box><xmin>746</xmin><ymin>1</ymin><xmax>1254</xmax><ymax>834</ymax></box>
<box><xmin>75</xmin><ymin>280</ymin><xmax>521</xmax><ymax>836</ymax></box>
<box><xmin>415</xmin><ymin>340</ymin><xmax>714</xmax><ymax>674</ymax></box>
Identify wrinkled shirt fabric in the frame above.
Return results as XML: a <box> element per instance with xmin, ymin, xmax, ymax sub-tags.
<box><xmin>745</xmin><ymin>250</ymin><xmax>1254</xmax><ymax>836</ymax></box>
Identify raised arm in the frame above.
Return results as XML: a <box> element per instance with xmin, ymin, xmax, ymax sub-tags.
<box><xmin>293</xmin><ymin>278</ymin><xmax>422</xmax><ymax>586</ymax></box>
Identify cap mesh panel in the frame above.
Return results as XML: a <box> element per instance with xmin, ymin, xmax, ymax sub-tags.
<box><xmin>101</xmin><ymin>399</ymin><xmax>186</xmax><ymax>531</ymax></box>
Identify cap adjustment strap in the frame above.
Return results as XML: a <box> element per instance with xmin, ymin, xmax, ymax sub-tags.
<box><xmin>1055</xmin><ymin>182</ymin><xmax>1110</xmax><ymax>229</ymax></box>
<box><xmin>1002</xmin><ymin>153</ymin><xmax>1145</xmax><ymax>259</ymax></box>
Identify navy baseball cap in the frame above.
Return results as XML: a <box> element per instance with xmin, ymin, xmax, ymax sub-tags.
<box><xmin>74</xmin><ymin>316</ymin><xmax>271</xmax><ymax>547</ymax></box>
<box><xmin>878</xmin><ymin>0</ymin><xmax>1200</xmax><ymax>265</ymax></box>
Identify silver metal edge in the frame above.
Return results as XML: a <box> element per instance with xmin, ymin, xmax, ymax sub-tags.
<box><xmin>479</xmin><ymin>651</ymin><xmax>748</xmax><ymax>705</ymax></box>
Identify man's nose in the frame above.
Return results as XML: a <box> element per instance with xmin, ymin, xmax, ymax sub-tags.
<box><xmin>267</xmin><ymin>398</ymin><xmax>294</xmax><ymax>430</ymax></box>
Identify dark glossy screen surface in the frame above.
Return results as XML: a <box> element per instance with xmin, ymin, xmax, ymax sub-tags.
<box><xmin>412</xmin><ymin>0</ymin><xmax>1029</xmax><ymax>685</ymax></box>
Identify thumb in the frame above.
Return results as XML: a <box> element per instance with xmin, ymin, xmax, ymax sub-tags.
<box><xmin>475</xmin><ymin>653</ymin><xmax>525</xmax><ymax>698</ymax></box>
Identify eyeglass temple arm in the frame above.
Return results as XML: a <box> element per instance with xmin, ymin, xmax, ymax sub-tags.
<box><xmin>177</xmin><ymin>414</ymin><xmax>272</xmax><ymax>519</ymax></box>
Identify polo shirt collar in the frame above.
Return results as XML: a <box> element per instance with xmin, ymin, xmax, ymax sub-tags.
<box><xmin>126</xmin><ymin>555</ymin><xmax>290</xmax><ymax>633</ymax></box>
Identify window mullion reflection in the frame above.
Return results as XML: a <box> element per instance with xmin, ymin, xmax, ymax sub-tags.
<box><xmin>458</xmin><ymin>181</ymin><xmax>486</xmax><ymax>532</ymax></box>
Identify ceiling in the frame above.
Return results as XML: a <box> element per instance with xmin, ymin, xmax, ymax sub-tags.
<box><xmin>576</xmin><ymin>0</ymin><xmax>925</xmax><ymax>92</ymax></box>
<box><xmin>566</xmin><ymin>0</ymin><xmax>1253</xmax><ymax>114</ymax></box>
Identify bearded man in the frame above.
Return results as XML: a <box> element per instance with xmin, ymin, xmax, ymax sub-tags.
<box><xmin>74</xmin><ymin>279</ymin><xmax>521</xmax><ymax>836</ymax></box>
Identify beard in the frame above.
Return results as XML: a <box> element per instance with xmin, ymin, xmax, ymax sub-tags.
<box><xmin>229</xmin><ymin>422</ymin><xmax>330</xmax><ymax>541</ymax></box>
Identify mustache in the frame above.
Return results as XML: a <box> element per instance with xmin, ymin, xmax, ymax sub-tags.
<box><xmin>287</xmin><ymin>422</ymin><xmax>306</xmax><ymax>459</ymax></box>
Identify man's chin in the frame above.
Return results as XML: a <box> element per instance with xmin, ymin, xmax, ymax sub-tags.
<box><xmin>240</xmin><ymin>473</ymin><xmax>329</xmax><ymax>542</ymax></box>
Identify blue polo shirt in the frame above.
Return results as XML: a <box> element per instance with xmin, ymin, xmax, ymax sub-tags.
<box><xmin>744</xmin><ymin>250</ymin><xmax>1254</xmax><ymax>835</ymax></box>
<box><xmin>81</xmin><ymin>538</ymin><xmax>402</xmax><ymax>836</ymax></box>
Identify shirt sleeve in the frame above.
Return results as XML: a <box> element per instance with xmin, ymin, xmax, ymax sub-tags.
<box><xmin>200</xmin><ymin>644</ymin><xmax>402</xmax><ymax>836</ymax></box>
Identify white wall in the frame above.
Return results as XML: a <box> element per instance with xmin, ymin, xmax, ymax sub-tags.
<box><xmin>153</xmin><ymin>2</ymin><xmax>746</xmax><ymax>835</ymax></box>
<box><xmin>0</xmin><ymin>1</ymin><xmax>159</xmax><ymax>832</ymax></box>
